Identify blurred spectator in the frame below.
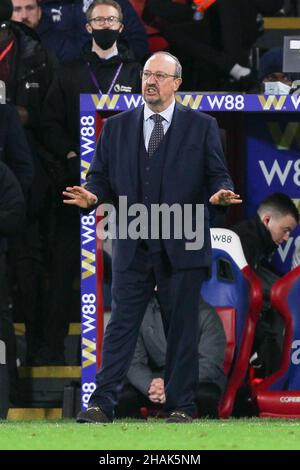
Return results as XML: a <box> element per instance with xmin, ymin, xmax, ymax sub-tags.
<box><xmin>0</xmin><ymin>0</ymin><xmax>56</xmax><ymax>364</ymax></box>
<box><xmin>292</xmin><ymin>242</ymin><xmax>300</xmax><ymax>269</ymax></box>
<box><xmin>232</xmin><ymin>192</ymin><xmax>299</xmax><ymax>376</ymax></box>
<box><xmin>11</xmin><ymin>0</ymin><xmax>41</xmax><ymax>29</ymax></box>
<box><xmin>0</xmin><ymin>104</ymin><xmax>34</xmax><ymax>194</ymax></box>
<box><xmin>0</xmin><ymin>1</ymin><xmax>56</xmax><ymax>132</ymax></box>
<box><xmin>258</xmin><ymin>47</ymin><xmax>293</xmax><ymax>94</ymax></box>
<box><xmin>0</xmin><ymin>160</ymin><xmax>26</xmax><ymax>412</ymax></box>
<box><xmin>37</xmin><ymin>0</ymin><xmax>141</xmax><ymax>365</ymax></box>
<box><xmin>33</xmin><ymin>0</ymin><xmax>149</xmax><ymax>62</ymax></box>
<box><xmin>233</xmin><ymin>193</ymin><xmax>298</xmax><ymax>272</ymax></box>
<box><xmin>143</xmin><ymin>0</ymin><xmax>284</xmax><ymax>91</ymax></box>
<box><xmin>116</xmin><ymin>295</ymin><xmax>226</xmax><ymax>419</ymax></box>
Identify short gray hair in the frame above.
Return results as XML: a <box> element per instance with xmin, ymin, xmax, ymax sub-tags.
<box><xmin>151</xmin><ymin>51</ymin><xmax>182</xmax><ymax>78</ymax></box>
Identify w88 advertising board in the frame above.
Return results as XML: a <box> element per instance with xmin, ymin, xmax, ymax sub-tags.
<box><xmin>79</xmin><ymin>93</ymin><xmax>300</xmax><ymax>408</ymax></box>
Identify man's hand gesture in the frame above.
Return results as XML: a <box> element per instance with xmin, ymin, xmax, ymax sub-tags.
<box><xmin>209</xmin><ymin>189</ymin><xmax>242</xmax><ymax>206</ymax></box>
<box><xmin>63</xmin><ymin>186</ymin><xmax>98</xmax><ymax>209</ymax></box>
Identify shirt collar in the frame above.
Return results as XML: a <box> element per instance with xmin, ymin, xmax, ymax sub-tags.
<box><xmin>144</xmin><ymin>100</ymin><xmax>176</xmax><ymax>123</ymax></box>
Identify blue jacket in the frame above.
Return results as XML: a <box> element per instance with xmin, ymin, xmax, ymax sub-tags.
<box><xmin>37</xmin><ymin>0</ymin><xmax>149</xmax><ymax>62</ymax></box>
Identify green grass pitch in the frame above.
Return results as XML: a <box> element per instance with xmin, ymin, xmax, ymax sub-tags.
<box><xmin>1</xmin><ymin>419</ymin><xmax>300</xmax><ymax>450</ymax></box>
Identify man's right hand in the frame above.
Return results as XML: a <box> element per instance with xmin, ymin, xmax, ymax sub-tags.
<box><xmin>63</xmin><ymin>185</ymin><xmax>98</xmax><ymax>209</ymax></box>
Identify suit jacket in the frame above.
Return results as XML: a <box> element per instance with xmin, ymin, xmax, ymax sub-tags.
<box><xmin>86</xmin><ymin>102</ymin><xmax>234</xmax><ymax>271</ymax></box>
<box><xmin>126</xmin><ymin>296</ymin><xmax>227</xmax><ymax>396</ymax></box>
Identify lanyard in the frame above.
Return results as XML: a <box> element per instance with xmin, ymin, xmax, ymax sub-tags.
<box><xmin>0</xmin><ymin>40</ymin><xmax>14</xmax><ymax>62</ymax></box>
<box><xmin>88</xmin><ymin>62</ymin><xmax>123</xmax><ymax>95</ymax></box>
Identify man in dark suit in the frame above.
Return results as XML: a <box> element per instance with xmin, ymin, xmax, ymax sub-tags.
<box><xmin>64</xmin><ymin>51</ymin><xmax>241</xmax><ymax>423</ymax></box>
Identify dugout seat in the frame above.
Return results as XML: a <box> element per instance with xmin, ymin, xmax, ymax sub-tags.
<box><xmin>252</xmin><ymin>266</ymin><xmax>300</xmax><ymax>418</ymax></box>
<box><xmin>201</xmin><ymin>228</ymin><xmax>263</xmax><ymax>418</ymax></box>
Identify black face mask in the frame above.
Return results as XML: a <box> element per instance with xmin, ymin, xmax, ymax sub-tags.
<box><xmin>92</xmin><ymin>28</ymin><xmax>120</xmax><ymax>50</ymax></box>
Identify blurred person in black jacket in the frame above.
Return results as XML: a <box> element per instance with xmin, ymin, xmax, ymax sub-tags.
<box><xmin>11</xmin><ymin>0</ymin><xmax>149</xmax><ymax>63</ymax></box>
<box><xmin>37</xmin><ymin>0</ymin><xmax>141</xmax><ymax>365</ymax></box>
<box><xmin>0</xmin><ymin>160</ymin><xmax>26</xmax><ymax>415</ymax></box>
<box><xmin>116</xmin><ymin>295</ymin><xmax>227</xmax><ymax>419</ymax></box>
<box><xmin>232</xmin><ymin>193</ymin><xmax>299</xmax><ymax>376</ymax></box>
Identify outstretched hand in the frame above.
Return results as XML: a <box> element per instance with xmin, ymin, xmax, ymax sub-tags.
<box><xmin>209</xmin><ymin>189</ymin><xmax>242</xmax><ymax>206</ymax></box>
<box><xmin>63</xmin><ymin>186</ymin><xmax>98</xmax><ymax>209</ymax></box>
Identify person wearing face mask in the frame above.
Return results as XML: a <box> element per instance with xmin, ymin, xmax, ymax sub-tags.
<box><xmin>232</xmin><ymin>193</ymin><xmax>299</xmax><ymax>378</ymax></box>
<box><xmin>36</xmin><ymin>0</ymin><xmax>141</xmax><ymax>365</ymax></box>
<box><xmin>11</xmin><ymin>0</ymin><xmax>149</xmax><ymax>63</ymax></box>
<box><xmin>258</xmin><ymin>47</ymin><xmax>293</xmax><ymax>95</ymax></box>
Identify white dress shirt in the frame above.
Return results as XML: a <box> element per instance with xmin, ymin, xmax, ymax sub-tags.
<box><xmin>143</xmin><ymin>100</ymin><xmax>176</xmax><ymax>151</ymax></box>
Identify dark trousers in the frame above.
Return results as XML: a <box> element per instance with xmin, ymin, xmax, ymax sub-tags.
<box><xmin>89</xmin><ymin>245</ymin><xmax>206</xmax><ymax>419</ymax></box>
<box><xmin>116</xmin><ymin>382</ymin><xmax>221</xmax><ymax>419</ymax></box>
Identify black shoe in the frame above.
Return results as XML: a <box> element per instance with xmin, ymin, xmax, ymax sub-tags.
<box><xmin>76</xmin><ymin>406</ymin><xmax>112</xmax><ymax>424</ymax></box>
<box><xmin>166</xmin><ymin>410</ymin><xmax>193</xmax><ymax>423</ymax></box>
<box><xmin>236</xmin><ymin>72</ymin><xmax>259</xmax><ymax>92</ymax></box>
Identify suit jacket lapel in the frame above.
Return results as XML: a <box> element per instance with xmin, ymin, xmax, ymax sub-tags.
<box><xmin>163</xmin><ymin>102</ymin><xmax>191</xmax><ymax>167</ymax></box>
<box><xmin>124</xmin><ymin>106</ymin><xmax>143</xmax><ymax>199</ymax></box>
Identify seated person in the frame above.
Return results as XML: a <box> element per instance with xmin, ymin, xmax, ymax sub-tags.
<box><xmin>116</xmin><ymin>295</ymin><xmax>227</xmax><ymax>419</ymax></box>
<box><xmin>232</xmin><ymin>192</ymin><xmax>299</xmax><ymax>376</ymax></box>
<box><xmin>37</xmin><ymin>0</ymin><xmax>141</xmax><ymax>365</ymax></box>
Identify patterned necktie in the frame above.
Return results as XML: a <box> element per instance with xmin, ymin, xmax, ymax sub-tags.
<box><xmin>148</xmin><ymin>114</ymin><xmax>164</xmax><ymax>157</ymax></box>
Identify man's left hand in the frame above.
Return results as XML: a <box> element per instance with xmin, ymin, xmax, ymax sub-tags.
<box><xmin>209</xmin><ymin>189</ymin><xmax>242</xmax><ymax>206</ymax></box>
